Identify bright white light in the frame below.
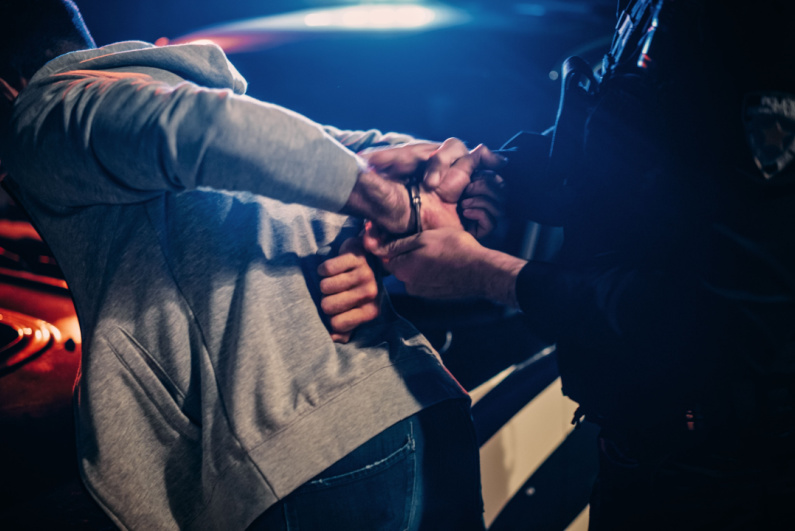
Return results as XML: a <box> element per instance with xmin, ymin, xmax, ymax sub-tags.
<box><xmin>187</xmin><ymin>39</ymin><xmax>221</xmax><ymax>46</ymax></box>
<box><xmin>217</xmin><ymin>4</ymin><xmax>461</xmax><ymax>33</ymax></box>
<box><xmin>304</xmin><ymin>13</ymin><xmax>333</xmax><ymax>27</ymax></box>
<box><xmin>317</xmin><ymin>5</ymin><xmax>437</xmax><ymax>30</ymax></box>
<box><xmin>366</xmin><ymin>6</ymin><xmax>400</xmax><ymax>28</ymax></box>
<box><xmin>176</xmin><ymin>3</ymin><xmax>469</xmax><ymax>50</ymax></box>
<box><xmin>342</xmin><ymin>8</ymin><xmax>370</xmax><ymax>28</ymax></box>
<box><xmin>396</xmin><ymin>6</ymin><xmax>437</xmax><ymax>27</ymax></box>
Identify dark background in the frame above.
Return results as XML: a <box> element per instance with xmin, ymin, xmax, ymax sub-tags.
<box><xmin>72</xmin><ymin>0</ymin><xmax>617</xmax><ymax>149</ymax></box>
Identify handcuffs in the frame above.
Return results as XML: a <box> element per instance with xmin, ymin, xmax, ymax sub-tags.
<box><xmin>406</xmin><ymin>178</ymin><xmax>423</xmax><ymax>234</ymax></box>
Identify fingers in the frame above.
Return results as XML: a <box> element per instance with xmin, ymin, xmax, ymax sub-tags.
<box><xmin>423</xmin><ymin>142</ymin><xmax>508</xmax><ymax>204</ymax></box>
<box><xmin>424</xmin><ymin>138</ymin><xmax>470</xmax><ymax>189</ymax></box>
<box><xmin>462</xmin><ymin>209</ymin><xmax>496</xmax><ymax>239</ymax></box>
<box><xmin>318</xmin><ymin>236</ymin><xmax>378</xmax><ymax>313</ymax></box>
<box><xmin>459</xmin><ymin>170</ymin><xmax>505</xmax><ymax>239</ymax></box>
<box><xmin>327</xmin><ymin>302</ymin><xmax>380</xmax><ymax>335</ymax></box>
<box><xmin>319</xmin><ymin>266</ymin><xmax>375</xmax><ymax>297</ymax></box>
<box><xmin>361</xmin><ymin>224</ymin><xmax>390</xmax><ymax>257</ymax></box>
<box><xmin>318</xmin><ymin>236</ymin><xmax>365</xmax><ymax>278</ymax></box>
<box><xmin>317</xmin><ymin>253</ymin><xmax>364</xmax><ymax>278</ymax></box>
<box><xmin>460</xmin><ymin>193</ymin><xmax>503</xmax><ymax>220</ymax></box>
<box><xmin>331</xmin><ymin>332</ymin><xmax>352</xmax><ymax>344</ymax></box>
<box><xmin>320</xmin><ymin>275</ymin><xmax>379</xmax><ymax>314</ymax></box>
<box><xmin>447</xmin><ymin>146</ymin><xmax>508</xmax><ymax>188</ymax></box>
<box><xmin>465</xmin><ymin>172</ymin><xmax>504</xmax><ymax>201</ymax></box>
<box><xmin>363</xmin><ymin>223</ymin><xmax>424</xmax><ymax>259</ymax></box>
<box><xmin>469</xmin><ymin>143</ymin><xmax>508</xmax><ymax>170</ymax></box>
<box><xmin>460</xmin><ymin>194</ymin><xmax>502</xmax><ymax>234</ymax></box>
<box><xmin>360</xmin><ymin>142</ymin><xmax>440</xmax><ymax>180</ymax></box>
<box><xmin>432</xmin><ymin>156</ymin><xmax>479</xmax><ymax>204</ymax></box>
<box><xmin>361</xmin><ymin>220</ymin><xmax>398</xmax><ymax>258</ymax></box>
<box><xmin>377</xmin><ymin>250</ymin><xmax>416</xmax><ymax>283</ymax></box>
<box><xmin>318</xmin><ymin>234</ymin><xmax>382</xmax><ymax>341</ymax></box>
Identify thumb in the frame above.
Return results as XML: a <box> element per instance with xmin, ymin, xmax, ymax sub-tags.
<box><xmin>424</xmin><ymin>169</ymin><xmax>442</xmax><ymax>189</ymax></box>
<box><xmin>362</xmin><ymin>221</ymin><xmax>390</xmax><ymax>257</ymax></box>
<box><xmin>471</xmin><ymin>144</ymin><xmax>508</xmax><ymax>170</ymax></box>
<box><xmin>362</xmin><ymin>221</ymin><xmax>425</xmax><ymax>260</ymax></box>
<box><xmin>364</xmin><ymin>233</ymin><xmax>424</xmax><ymax>264</ymax></box>
<box><xmin>381</xmin><ymin>233</ymin><xmax>424</xmax><ymax>260</ymax></box>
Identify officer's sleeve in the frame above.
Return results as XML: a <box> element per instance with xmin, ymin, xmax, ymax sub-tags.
<box><xmin>513</xmin><ymin>259</ymin><xmax>718</xmax><ymax>355</ymax></box>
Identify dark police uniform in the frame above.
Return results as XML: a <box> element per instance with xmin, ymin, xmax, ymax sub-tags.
<box><xmin>504</xmin><ymin>1</ymin><xmax>795</xmax><ymax>528</ymax></box>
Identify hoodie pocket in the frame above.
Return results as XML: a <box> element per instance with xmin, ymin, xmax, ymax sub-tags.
<box><xmin>106</xmin><ymin>326</ymin><xmax>200</xmax><ymax>440</ymax></box>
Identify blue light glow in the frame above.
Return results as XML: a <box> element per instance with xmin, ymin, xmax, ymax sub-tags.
<box><xmin>515</xmin><ymin>4</ymin><xmax>547</xmax><ymax>17</ymax></box>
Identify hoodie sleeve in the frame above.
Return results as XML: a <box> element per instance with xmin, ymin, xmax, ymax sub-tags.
<box><xmin>8</xmin><ymin>68</ymin><xmax>362</xmax><ymax>213</ymax></box>
<box><xmin>322</xmin><ymin>125</ymin><xmax>415</xmax><ymax>153</ymax></box>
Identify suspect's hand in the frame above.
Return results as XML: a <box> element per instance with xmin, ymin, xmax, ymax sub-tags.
<box><xmin>359</xmin><ymin>141</ymin><xmax>443</xmax><ymax>180</ymax></box>
<box><xmin>358</xmin><ymin>140</ymin><xmax>467</xmax><ymax>231</ymax></box>
<box><xmin>361</xmin><ymin>139</ymin><xmax>507</xmax><ymax>202</ymax></box>
<box><xmin>318</xmin><ymin>237</ymin><xmax>381</xmax><ymax>343</ymax></box>
<box><xmin>347</xmin><ymin>140</ymin><xmax>506</xmax><ymax>237</ymax></box>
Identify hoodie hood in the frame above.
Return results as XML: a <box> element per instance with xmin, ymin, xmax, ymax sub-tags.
<box><xmin>30</xmin><ymin>40</ymin><xmax>248</xmax><ymax>95</ymax></box>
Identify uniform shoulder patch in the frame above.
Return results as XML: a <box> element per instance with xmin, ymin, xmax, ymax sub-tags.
<box><xmin>743</xmin><ymin>91</ymin><xmax>795</xmax><ymax>181</ymax></box>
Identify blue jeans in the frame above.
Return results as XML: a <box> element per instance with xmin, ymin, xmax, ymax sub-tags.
<box><xmin>249</xmin><ymin>399</ymin><xmax>484</xmax><ymax>531</ymax></box>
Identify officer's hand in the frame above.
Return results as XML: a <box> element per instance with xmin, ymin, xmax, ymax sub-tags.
<box><xmin>460</xmin><ymin>170</ymin><xmax>505</xmax><ymax>239</ymax></box>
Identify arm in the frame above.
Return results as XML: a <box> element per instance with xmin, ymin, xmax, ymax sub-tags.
<box><xmin>10</xmin><ymin>69</ymin><xmax>411</xmax><ymax>226</ymax></box>
<box><xmin>321</xmin><ymin>125</ymin><xmax>415</xmax><ymax>153</ymax></box>
<box><xmin>364</xmin><ymin>226</ymin><xmax>736</xmax><ymax>357</ymax></box>
<box><xmin>12</xmin><ymin>68</ymin><xmax>503</xmax><ymax>234</ymax></box>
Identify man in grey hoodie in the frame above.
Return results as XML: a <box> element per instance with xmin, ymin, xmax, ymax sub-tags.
<box><xmin>0</xmin><ymin>1</ymin><xmax>503</xmax><ymax>529</ymax></box>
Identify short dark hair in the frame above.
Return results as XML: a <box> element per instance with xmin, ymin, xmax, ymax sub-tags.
<box><xmin>0</xmin><ymin>0</ymin><xmax>95</xmax><ymax>82</ymax></box>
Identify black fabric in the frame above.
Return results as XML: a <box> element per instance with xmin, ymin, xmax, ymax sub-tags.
<box><xmin>510</xmin><ymin>1</ymin><xmax>795</xmax><ymax>526</ymax></box>
<box><xmin>512</xmin><ymin>0</ymin><xmax>795</xmax><ymax>429</ymax></box>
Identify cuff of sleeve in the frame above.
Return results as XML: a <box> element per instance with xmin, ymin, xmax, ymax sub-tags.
<box><xmin>309</xmin><ymin>152</ymin><xmax>363</xmax><ymax>213</ymax></box>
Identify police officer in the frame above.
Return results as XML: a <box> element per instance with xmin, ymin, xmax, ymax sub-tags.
<box><xmin>366</xmin><ymin>1</ymin><xmax>795</xmax><ymax>528</ymax></box>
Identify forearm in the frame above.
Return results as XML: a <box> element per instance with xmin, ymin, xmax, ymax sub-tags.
<box><xmin>19</xmin><ymin>74</ymin><xmax>362</xmax><ymax>210</ymax></box>
<box><xmin>322</xmin><ymin>125</ymin><xmax>415</xmax><ymax>152</ymax></box>
<box><xmin>122</xmin><ymin>87</ymin><xmax>361</xmax><ymax>211</ymax></box>
<box><xmin>473</xmin><ymin>247</ymin><xmax>527</xmax><ymax>308</ymax></box>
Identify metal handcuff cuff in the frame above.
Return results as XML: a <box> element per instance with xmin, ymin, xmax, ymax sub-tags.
<box><xmin>405</xmin><ymin>176</ymin><xmax>423</xmax><ymax>234</ymax></box>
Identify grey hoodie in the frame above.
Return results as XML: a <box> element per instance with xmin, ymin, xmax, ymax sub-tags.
<box><xmin>3</xmin><ymin>41</ymin><xmax>466</xmax><ymax>530</ymax></box>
